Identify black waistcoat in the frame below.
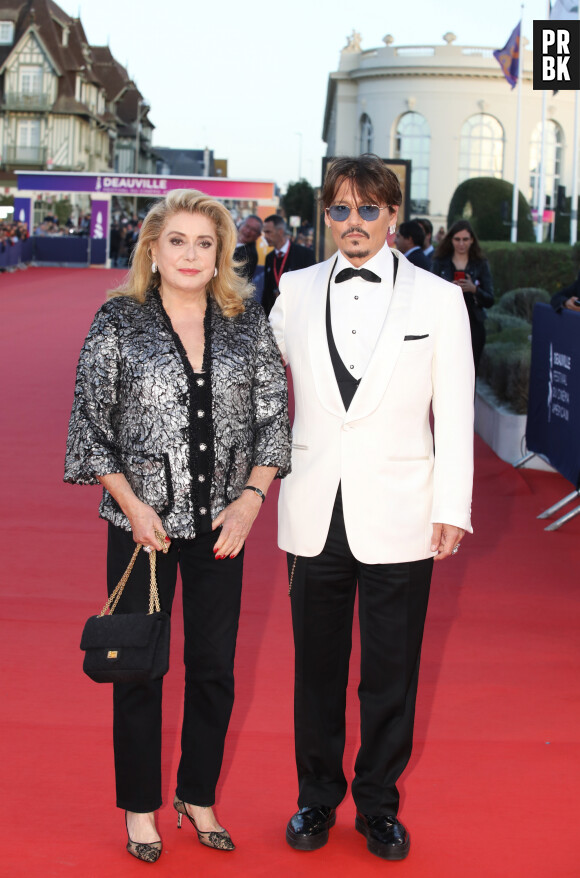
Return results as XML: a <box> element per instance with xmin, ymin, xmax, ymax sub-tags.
<box><xmin>325</xmin><ymin>257</ymin><xmax>398</xmax><ymax>411</ymax></box>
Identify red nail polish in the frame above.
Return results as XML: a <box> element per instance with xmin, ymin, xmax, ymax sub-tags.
<box><xmin>230</xmin><ymin>554</ymin><xmax>235</xmax><ymax>559</ymax></box>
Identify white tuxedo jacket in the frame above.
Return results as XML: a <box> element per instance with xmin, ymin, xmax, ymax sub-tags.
<box><xmin>269</xmin><ymin>248</ymin><xmax>474</xmax><ymax>564</ymax></box>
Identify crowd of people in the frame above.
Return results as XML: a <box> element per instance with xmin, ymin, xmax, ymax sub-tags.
<box><xmin>0</xmin><ymin>219</ymin><xmax>29</xmax><ymax>245</ymax></box>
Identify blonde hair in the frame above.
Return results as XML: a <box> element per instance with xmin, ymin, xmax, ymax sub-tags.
<box><xmin>108</xmin><ymin>189</ymin><xmax>252</xmax><ymax>317</ymax></box>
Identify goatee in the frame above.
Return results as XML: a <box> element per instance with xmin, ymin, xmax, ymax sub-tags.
<box><xmin>343</xmin><ymin>248</ymin><xmax>370</xmax><ymax>261</ymax></box>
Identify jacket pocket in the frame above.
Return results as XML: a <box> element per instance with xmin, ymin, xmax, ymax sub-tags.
<box><xmin>122</xmin><ymin>452</ymin><xmax>174</xmax><ymax>516</ymax></box>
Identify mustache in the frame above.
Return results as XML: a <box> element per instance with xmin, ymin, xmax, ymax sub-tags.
<box><xmin>341</xmin><ymin>226</ymin><xmax>369</xmax><ymax>239</ymax></box>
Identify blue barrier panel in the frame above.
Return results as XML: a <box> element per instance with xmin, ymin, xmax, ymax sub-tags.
<box><xmin>7</xmin><ymin>242</ymin><xmax>19</xmax><ymax>267</ymax></box>
<box><xmin>90</xmin><ymin>239</ymin><xmax>106</xmax><ymax>264</ymax></box>
<box><xmin>22</xmin><ymin>238</ymin><xmax>33</xmax><ymax>262</ymax></box>
<box><xmin>526</xmin><ymin>303</ymin><xmax>580</xmax><ymax>487</ymax></box>
<box><xmin>33</xmin><ymin>236</ymin><xmax>88</xmax><ymax>263</ymax></box>
<box><xmin>0</xmin><ymin>239</ymin><xmax>25</xmax><ymax>268</ymax></box>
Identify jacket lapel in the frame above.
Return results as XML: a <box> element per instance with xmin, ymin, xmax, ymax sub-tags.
<box><xmin>308</xmin><ymin>256</ymin><xmax>345</xmax><ymax>417</ymax></box>
<box><xmin>344</xmin><ymin>251</ymin><xmax>415</xmax><ymax>424</ymax></box>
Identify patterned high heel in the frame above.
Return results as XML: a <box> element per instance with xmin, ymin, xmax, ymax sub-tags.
<box><xmin>125</xmin><ymin>812</ymin><xmax>162</xmax><ymax>863</ymax></box>
<box><xmin>173</xmin><ymin>796</ymin><xmax>235</xmax><ymax>851</ymax></box>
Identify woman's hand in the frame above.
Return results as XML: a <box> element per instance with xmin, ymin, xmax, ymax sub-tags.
<box><xmin>126</xmin><ymin>497</ymin><xmax>169</xmax><ymax>551</ymax></box>
<box><xmin>97</xmin><ymin>473</ymin><xmax>170</xmax><ymax>551</ymax></box>
<box><xmin>211</xmin><ymin>491</ymin><xmax>263</xmax><ymax>559</ymax></box>
<box><xmin>454</xmin><ymin>273</ymin><xmax>477</xmax><ymax>295</ymax></box>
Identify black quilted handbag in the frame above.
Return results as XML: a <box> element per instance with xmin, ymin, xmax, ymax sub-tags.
<box><xmin>80</xmin><ymin>545</ymin><xmax>170</xmax><ymax>683</ymax></box>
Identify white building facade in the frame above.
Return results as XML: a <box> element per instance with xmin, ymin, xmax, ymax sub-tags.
<box><xmin>323</xmin><ymin>32</ymin><xmax>575</xmax><ymax>226</ymax></box>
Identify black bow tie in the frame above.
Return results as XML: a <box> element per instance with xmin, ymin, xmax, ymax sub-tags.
<box><xmin>335</xmin><ymin>267</ymin><xmax>381</xmax><ymax>284</ymax></box>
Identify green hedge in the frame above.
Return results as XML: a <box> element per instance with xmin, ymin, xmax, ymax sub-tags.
<box><xmin>448</xmin><ymin>177</ymin><xmax>534</xmax><ymax>242</ymax></box>
<box><xmin>480</xmin><ymin>242</ymin><xmax>580</xmax><ymax>299</ymax></box>
<box><xmin>479</xmin><ymin>343</ymin><xmax>531</xmax><ymax>414</ymax></box>
<box><xmin>479</xmin><ymin>288</ymin><xmax>551</xmax><ymax>413</ymax></box>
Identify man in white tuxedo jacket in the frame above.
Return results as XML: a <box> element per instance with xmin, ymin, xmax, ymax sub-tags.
<box><xmin>269</xmin><ymin>155</ymin><xmax>474</xmax><ymax>861</ymax></box>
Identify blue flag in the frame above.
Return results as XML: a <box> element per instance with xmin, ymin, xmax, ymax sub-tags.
<box><xmin>493</xmin><ymin>21</ymin><xmax>521</xmax><ymax>88</ymax></box>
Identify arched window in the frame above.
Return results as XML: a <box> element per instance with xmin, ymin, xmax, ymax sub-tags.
<box><xmin>458</xmin><ymin>114</ymin><xmax>504</xmax><ymax>182</ymax></box>
<box><xmin>529</xmin><ymin>120</ymin><xmax>563</xmax><ymax>207</ymax></box>
<box><xmin>395</xmin><ymin>112</ymin><xmax>430</xmax><ymax>211</ymax></box>
<box><xmin>359</xmin><ymin>113</ymin><xmax>373</xmax><ymax>153</ymax></box>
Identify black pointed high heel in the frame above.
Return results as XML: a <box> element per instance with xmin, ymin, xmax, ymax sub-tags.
<box><xmin>125</xmin><ymin>812</ymin><xmax>162</xmax><ymax>863</ymax></box>
<box><xmin>173</xmin><ymin>796</ymin><xmax>235</xmax><ymax>851</ymax></box>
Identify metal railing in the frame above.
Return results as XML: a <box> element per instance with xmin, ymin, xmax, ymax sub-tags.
<box><xmin>3</xmin><ymin>146</ymin><xmax>47</xmax><ymax>165</ymax></box>
<box><xmin>3</xmin><ymin>92</ymin><xmax>52</xmax><ymax>111</ymax></box>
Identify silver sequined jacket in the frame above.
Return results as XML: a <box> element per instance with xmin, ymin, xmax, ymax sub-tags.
<box><xmin>64</xmin><ymin>290</ymin><xmax>292</xmax><ymax>538</ymax></box>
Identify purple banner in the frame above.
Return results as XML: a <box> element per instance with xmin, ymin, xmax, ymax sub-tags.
<box><xmin>13</xmin><ymin>197</ymin><xmax>32</xmax><ymax>230</ymax></box>
<box><xmin>90</xmin><ymin>200</ymin><xmax>108</xmax><ymax>240</ymax></box>
<box><xmin>16</xmin><ymin>172</ymin><xmax>275</xmax><ymax>200</ymax></box>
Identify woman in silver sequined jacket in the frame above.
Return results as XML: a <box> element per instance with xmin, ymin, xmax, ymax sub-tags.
<box><xmin>65</xmin><ymin>190</ymin><xmax>291</xmax><ymax>862</ymax></box>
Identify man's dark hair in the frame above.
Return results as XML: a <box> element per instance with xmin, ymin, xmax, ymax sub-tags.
<box><xmin>398</xmin><ymin>220</ymin><xmax>425</xmax><ymax>248</ymax></box>
<box><xmin>416</xmin><ymin>217</ymin><xmax>433</xmax><ymax>238</ymax></box>
<box><xmin>264</xmin><ymin>214</ymin><xmax>287</xmax><ymax>230</ymax></box>
<box><xmin>321</xmin><ymin>154</ymin><xmax>402</xmax><ymax>210</ymax></box>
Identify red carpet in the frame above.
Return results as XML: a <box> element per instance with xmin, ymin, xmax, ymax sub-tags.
<box><xmin>1</xmin><ymin>267</ymin><xmax>579</xmax><ymax>876</ymax></box>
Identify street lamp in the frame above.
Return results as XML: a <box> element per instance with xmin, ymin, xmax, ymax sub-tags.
<box><xmin>295</xmin><ymin>132</ymin><xmax>303</xmax><ymax>180</ymax></box>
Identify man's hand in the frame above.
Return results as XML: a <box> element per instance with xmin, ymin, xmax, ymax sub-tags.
<box><xmin>431</xmin><ymin>523</ymin><xmax>465</xmax><ymax>561</ymax></box>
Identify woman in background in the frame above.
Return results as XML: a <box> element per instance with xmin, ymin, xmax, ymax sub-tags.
<box><xmin>431</xmin><ymin>220</ymin><xmax>494</xmax><ymax>372</ymax></box>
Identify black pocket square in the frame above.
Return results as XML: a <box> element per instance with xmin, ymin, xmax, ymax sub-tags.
<box><xmin>404</xmin><ymin>334</ymin><xmax>429</xmax><ymax>341</ymax></box>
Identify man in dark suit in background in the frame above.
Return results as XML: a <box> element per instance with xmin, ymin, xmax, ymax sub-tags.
<box><xmin>262</xmin><ymin>214</ymin><xmax>316</xmax><ymax>315</ymax></box>
<box><xmin>233</xmin><ymin>214</ymin><xmax>262</xmax><ymax>282</ymax></box>
<box><xmin>395</xmin><ymin>221</ymin><xmax>431</xmax><ymax>271</ymax></box>
<box><xmin>417</xmin><ymin>218</ymin><xmax>434</xmax><ymax>266</ymax></box>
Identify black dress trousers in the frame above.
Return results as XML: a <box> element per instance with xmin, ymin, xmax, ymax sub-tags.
<box><xmin>107</xmin><ymin>523</ymin><xmax>243</xmax><ymax>812</ymax></box>
<box><xmin>289</xmin><ymin>487</ymin><xmax>433</xmax><ymax>816</ymax></box>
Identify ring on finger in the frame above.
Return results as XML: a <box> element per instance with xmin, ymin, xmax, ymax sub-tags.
<box><xmin>451</xmin><ymin>544</ymin><xmax>460</xmax><ymax>555</ymax></box>
<box><xmin>143</xmin><ymin>545</ymin><xmax>153</xmax><ymax>554</ymax></box>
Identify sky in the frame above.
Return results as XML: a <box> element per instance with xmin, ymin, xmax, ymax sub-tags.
<box><xmin>58</xmin><ymin>0</ymin><xmax>554</xmax><ymax>191</ymax></box>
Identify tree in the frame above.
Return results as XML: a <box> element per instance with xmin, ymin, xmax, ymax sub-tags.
<box><xmin>282</xmin><ymin>179</ymin><xmax>315</xmax><ymax>226</ymax></box>
<box><xmin>447</xmin><ymin>177</ymin><xmax>534</xmax><ymax>242</ymax></box>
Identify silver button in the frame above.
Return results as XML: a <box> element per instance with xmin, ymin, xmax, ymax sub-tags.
<box><xmin>199</xmin><ymin>443</ymin><xmax>207</xmax><ymax>451</ymax></box>
<box><xmin>354</xmin><ymin>295</ymin><xmax>359</xmax><ymax>300</ymax></box>
<box><xmin>197</xmin><ymin>410</ymin><xmax>205</xmax><ymax>418</ymax></box>
<box><xmin>198</xmin><ymin>474</ymin><xmax>205</xmax><ymax>482</ymax></box>
<box><xmin>352</xmin><ymin>330</ymin><xmax>356</xmax><ymax>334</ymax></box>
<box><xmin>349</xmin><ymin>365</ymin><xmax>354</xmax><ymax>370</ymax></box>
<box><xmin>196</xmin><ymin>378</ymin><xmax>205</xmax><ymax>386</ymax></box>
<box><xmin>199</xmin><ymin>507</ymin><xmax>207</xmax><ymax>515</ymax></box>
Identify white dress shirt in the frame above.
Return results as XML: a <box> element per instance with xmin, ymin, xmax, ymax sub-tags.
<box><xmin>330</xmin><ymin>245</ymin><xmax>394</xmax><ymax>380</ymax></box>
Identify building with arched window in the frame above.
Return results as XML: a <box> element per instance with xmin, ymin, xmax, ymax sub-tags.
<box><xmin>322</xmin><ymin>32</ymin><xmax>577</xmax><ymax>228</ymax></box>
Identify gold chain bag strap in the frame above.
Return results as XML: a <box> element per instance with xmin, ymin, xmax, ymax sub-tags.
<box><xmin>80</xmin><ymin>545</ymin><xmax>170</xmax><ymax>683</ymax></box>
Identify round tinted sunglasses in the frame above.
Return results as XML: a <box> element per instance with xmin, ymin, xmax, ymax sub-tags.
<box><xmin>326</xmin><ymin>204</ymin><xmax>391</xmax><ymax>222</ymax></box>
